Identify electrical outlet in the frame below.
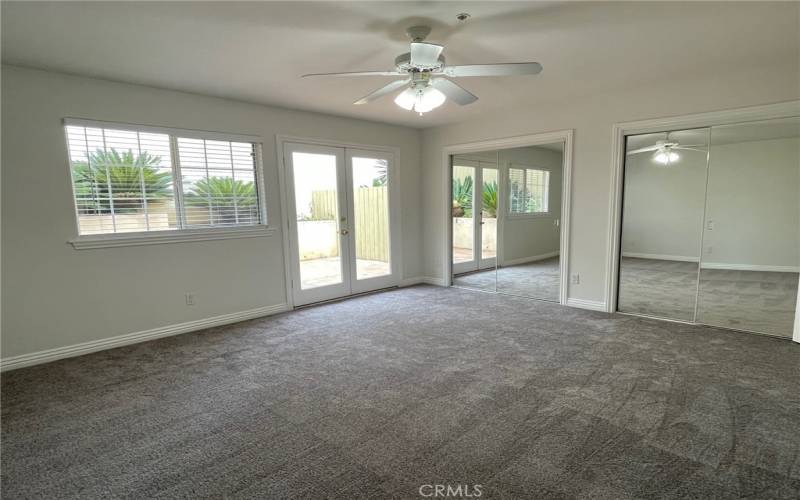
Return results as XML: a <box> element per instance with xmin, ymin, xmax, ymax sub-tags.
<box><xmin>706</xmin><ymin>246</ymin><xmax>713</xmax><ymax>255</ymax></box>
<box><xmin>570</xmin><ymin>274</ymin><xmax>580</xmax><ymax>285</ymax></box>
<box><xmin>185</xmin><ymin>293</ymin><xmax>195</xmax><ymax>306</ymax></box>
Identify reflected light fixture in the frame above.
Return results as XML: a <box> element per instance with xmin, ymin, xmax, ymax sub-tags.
<box><xmin>394</xmin><ymin>84</ymin><xmax>446</xmax><ymax>115</ymax></box>
<box><xmin>654</xmin><ymin>148</ymin><xmax>680</xmax><ymax>165</ymax></box>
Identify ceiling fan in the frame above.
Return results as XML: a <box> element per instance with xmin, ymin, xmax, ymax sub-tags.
<box><xmin>301</xmin><ymin>25</ymin><xmax>543</xmax><ymax>115</ymax></box>
<box><xmin>627</xmin><ymin>132</ymin><xmax>706</xmax><ymax>165</ymax></box>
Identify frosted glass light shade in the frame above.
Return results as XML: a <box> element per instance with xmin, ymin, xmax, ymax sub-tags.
<box><xmin>394</xmin><ymin>86</ymin><xmax>446</xmax><ymax>113</ymax></box>
<box><xmin>394</xmin><ymin>88</ymin><xmax>416</xmax><ymax>110</ymax></box>
<box><xmin>416</xmin><ymin>87</ymin><xmax>446</xmax><ymax>112</ymax></box>
<box><xmin>654</xmin><ymin>150</ymin><xmax>679</xmax><ymax>165</ymax></box>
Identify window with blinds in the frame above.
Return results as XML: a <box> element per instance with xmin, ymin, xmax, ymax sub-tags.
<box><xmin>509</xmin><ymin>167</ymin><xmax>549</xmax><ymax>215</ymax></box>
<box><xmin>65</xmin><ymin>121</ymin><xmax>264</xmax><ymax>236</ymax></box>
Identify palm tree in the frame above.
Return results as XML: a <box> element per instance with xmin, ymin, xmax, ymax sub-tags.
<box><xmin>71</xmin><ymin>149</ymin><xmax>173</xmax><ymax>213</ymax></box>
<box><xmin>482</xmin><ymin>180</ymin><xmax>498</xmax><ymax>218</ymax></box>
<box><xmin>185</xmin><ymin>176</ymin><xmax>257</xmax><ymax>224</ymax></box>
<box><xmin>452</xmin><ymin>176</ymin><xmax>473</xmax><ymax>217</ymax></box>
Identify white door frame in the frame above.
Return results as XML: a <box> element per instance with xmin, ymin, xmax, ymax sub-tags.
<box><xmin>442</xmin><ymin>129</ymin><xmax>574</xmax><ymax>305</ymax></box>
<box><xmin>603</xmin><ymin>100</ymin><xmax>800</xmax><ymax>343</ymax></box>
<box><xmin>276</xmin><ymin>135</ymin><xmax>402</xmax><ymax>308</ymax></box>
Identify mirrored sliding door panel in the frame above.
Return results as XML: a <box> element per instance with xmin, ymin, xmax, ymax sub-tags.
<box><xmin>617</xmin><ymin>128</ymin><xmax>710</xmax><ymax>321</ymax></box>
<box><xmin>496</xmin><ymin>144</ymin><xmax>564</xmax><ymax>301</ymax></box>
<box><xmin>696</xmin><ymin>117</ymin><xmax>800</xmax><ymax>337</ymax></box>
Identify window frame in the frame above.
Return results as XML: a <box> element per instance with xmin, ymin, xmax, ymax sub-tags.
<box><xmin>507</xmin><ymin>163</ymin><xmax>552</xmax><ymax>218</ymax></box>
<box><xmin>63</xmin><ymin>118</ymin><xmax>273</xmax><ymax>249</ymax></box>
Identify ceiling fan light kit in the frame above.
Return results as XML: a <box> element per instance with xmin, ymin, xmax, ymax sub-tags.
<box><xmin>301</xmin><ymin>25</ymin><xmax>543</xmax><ymax>115</ymax></box>
<box><xmin>627</xmin><ymin>133</ymin><xmax>706</xmax><ymax>166</ymax></box>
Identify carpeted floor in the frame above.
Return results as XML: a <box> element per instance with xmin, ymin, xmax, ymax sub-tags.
<box><xmin>2</xmin><ymin>285</ymin><xmax>799</xmax><ymax>498</ymax></box>
<box><xmin>454</xmin><ymin>257</ymin><xmax>560</xmax><ymax>302</ymax></box>
<box><xmin>618</xmin><ymin>257</ymin><xmax>799</xmax><ymax>337</ymax></box>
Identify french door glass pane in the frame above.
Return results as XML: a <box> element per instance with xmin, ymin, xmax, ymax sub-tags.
<box><xmin>351</xmin><ymin>156</ymin><xmax>391</xmax><ymax>280</ymax></box>
<box><xmin>452</xmin><ymin>165</ymin><xmax>475</xmax><ymax>264</ymax></box>
<box><xmin>291</xmin><ymin>152</ymin><xmax>343</xmax><ymax>290</ymax></box>
<box><xmin>481</xmin><ymin>167</ymin><xmax>498</xmax><ymax>260</ymax></box>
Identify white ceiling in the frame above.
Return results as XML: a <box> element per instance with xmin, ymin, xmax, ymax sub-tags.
<box><xmin>2</xmin><ymin>1</ymin><xmax>797</xmax><ymax>129</ymax></box>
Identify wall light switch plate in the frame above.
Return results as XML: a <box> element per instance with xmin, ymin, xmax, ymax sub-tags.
<box><xmin>185</xmin><ymin>293</ymin><xmax>195</xmax><ymax>306</ymax></box>
<box><xmin>570</xmin><ymin>274</ymin><xmax>580</xmax><ymax>285</ymax></box>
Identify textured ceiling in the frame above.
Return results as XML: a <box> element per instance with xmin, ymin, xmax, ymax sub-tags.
<box><xmin>2</xmin><ymin>1</ymin><xmax>798</xmax><ymax>128</ymax></box>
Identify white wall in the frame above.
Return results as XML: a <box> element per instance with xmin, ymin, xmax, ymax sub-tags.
<box><xmin>421</xmin><ymin>64</ymin><xmax>799</xmax><ymax>305</ymax></box>
<box><xmin>703</xmin><ymin>137</ymin><xmax>799</xmax><ymax>269</ymax></box>
<box><xmin>1</xmin><ymin>65</ymin><xmax>422</xmax><ymax>359</ymax></box>
<box><xmin>621</xmin><ymin>149</ymin><xmax>708</xmax><ymax>260</ymax></box>
<box><xmin>498</xmin><ymin>146</ymin><xmax>562</xmax><ymax>264</ymax></box>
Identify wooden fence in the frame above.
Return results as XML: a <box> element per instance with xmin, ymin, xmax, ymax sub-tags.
<box><xmin>310</xmin><ymin>187</ymin><xmax>389</xmax><ymax>262</ymax></box>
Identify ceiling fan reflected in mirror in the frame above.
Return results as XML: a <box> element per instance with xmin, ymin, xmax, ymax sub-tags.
<box><xmin>627</xmin><ymin>132</ymin><xmax>706</xmax><ymax>166</ymax></box>
<box><xmin>301</xmin><ymin>25</ymin><xmax>543</xmax><ymax>115</ymax></box>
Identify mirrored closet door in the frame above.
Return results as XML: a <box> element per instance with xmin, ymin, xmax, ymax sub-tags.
<box><xmin>696</xmin><ymin>117</ymin><xmax>800</xmax><ymax>337</ymax></box>
<box><xmin>617</xmin><ymin>117</ymin><xmax>799</xmax><ymax>338</ymax></box>
<box><xmin>451</xmin><ymin>141</ymin><xmax>565</xmax><ymax>302</ymax></box>
<box><xmin>618</xmin><ymin>128</ymin><xmax>710</xmax><ymax>321</ymax></box>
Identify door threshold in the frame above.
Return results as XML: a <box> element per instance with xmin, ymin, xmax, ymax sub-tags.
<box><xmin>294</xmin><ymin>286</ymin><xmax>399</xmax><ymax>309</ymax></box>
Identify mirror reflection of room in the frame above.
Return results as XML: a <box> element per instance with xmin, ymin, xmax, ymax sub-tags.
<box><xmin>618</xmin><ymin>128</ymin><xmax>709</xmax><ymax>321</ymax></box>
<box><xmin>617</xmin><ymin>118</ymin><xmax>799</xmax><ymax>338</ymax></box>
<box><xmin>451</xmin><ymin>142</ymin><xmax>564</xmax><ymax>302</ymax></box>
<box><xmin>452</xmin><ymin>151</ymin><xmax>498</xmax><ymax>292</ymax></box>
<box><xmin>696</xmin><ymin>117</ymin><xmax>800</xmax><ymax>337</ymax></box>
<box><xmin>495</xmin><ymin>144</ymin><xmax>563</xmax><ymax>302</ymax></box>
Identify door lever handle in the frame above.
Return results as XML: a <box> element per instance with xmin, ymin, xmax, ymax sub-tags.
<box><xmin>340</xmin><ymin>229</ymin><xmax>349</xmax><ymax>235</ymax></box>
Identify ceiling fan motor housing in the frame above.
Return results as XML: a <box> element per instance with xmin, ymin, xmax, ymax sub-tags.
<box><xmin>395</xmin><ymin>52</ymin><xmax>445</xmax><ymax>72</ymax></box>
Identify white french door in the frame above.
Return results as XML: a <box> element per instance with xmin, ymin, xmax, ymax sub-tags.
<box><xmin>452</xmin><ymin>159</ymin><xmax>498</xmax><ymax>274</ymax></box>
<box><xmin>283</xmin><ymin>142</ymin><xmax>398</xmax><ymax>306</ymax></box>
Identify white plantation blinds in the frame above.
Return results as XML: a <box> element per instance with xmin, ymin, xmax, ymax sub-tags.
<box><xmin>509</xmin><ymin>167</ymin><xmax>549</xmax><ymax>214</ymax></box>
<box><xmin>176</xmin><ymin>138</ymin><xmax>260</xmax><ymax>227</ymax></box>
<box><xmin>65</xmin><ymin>121</ymin><xmax>263</xmax><ymax>236</ymax></box>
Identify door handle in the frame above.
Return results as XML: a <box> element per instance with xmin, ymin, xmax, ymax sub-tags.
<box><xmin>340</xmin><ymin>229</ymin><xmax>350</xmax><ymax>235</ymax></box>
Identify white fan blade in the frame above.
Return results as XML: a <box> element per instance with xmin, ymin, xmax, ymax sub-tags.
<box><xmin>410</xmin><ymin>42</ymin><xmax>444</xmax><ymax>67</ymax></box>
<box><xmin>675</xmin><ymin>147</ymin><xmax>707</xmax><ymax>153</ymax></box>
<box><xmin>676</xmin><ymin>144</ymin><xmax>705</xmax><ymax>148</ymax></box>
<box><xmin>430</xmin><ymin>78</ymin><xmax>478</xmax><ymax>106</ymax></box>
<box><xmin>440</xmin><ymin>62</ymin><xmax>542</xmax><ymax>77</ymax></box>
<box><xmin>626</xmin><ymin>145</ymin><xmax>660</xmax><ymax>155</ymax></box>
<box><xmin>302</xmin><ymin>70</ymin><xmax>405</xmax><ymax>78</ymax></box>
<box><xmin>353</xmin><ymin>79</ymin><xmax>410</xmax><ymax>105</ymax></box>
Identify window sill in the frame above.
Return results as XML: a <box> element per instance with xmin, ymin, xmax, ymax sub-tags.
<box><xmin>507</xmin><ymin>212</ymin><xmax>552</xmax><ymax>219</ymax></box>
<box><xmin>69</xmin><ymin>225</ymin><xmax>276</xmax><ymax>250</ymax></box>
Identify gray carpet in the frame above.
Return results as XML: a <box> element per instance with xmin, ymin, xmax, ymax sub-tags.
<box><xmin>618</xmin><ymin>257</ymin><xmax>799</xmax><ymax>337</ymax></box>
<box><xmin>2</xmin><ymin>285</ymin><xmax>800</xmax><ymax>498</ymax></box>
<box><xmin>454</xmin><ymin>257</ymin><xmax>560</xmax><ymax>302</ymax></box>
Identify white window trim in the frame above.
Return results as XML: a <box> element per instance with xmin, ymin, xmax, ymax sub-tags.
<box><xmin>507</xmin><ymin>163</ymin><xmax>552</xmax><ymax>218</ymax></box>
<box><xmin>69</xmin><ymin>225</ymin><xmax>276</xmax><ymax>250</ymax></box>
<box><xmin>63</xmin><ymin>118</ymin><xmax>273</xmax><ymax>249</ymax></box>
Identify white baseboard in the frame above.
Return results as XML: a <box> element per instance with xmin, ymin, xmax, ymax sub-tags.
<box><xmin>502</xmin><ymin>251</ymin><xmax>560</xmax><ymax>267</ymax></box>
<box><xmin>566</xmin><ymin>298</ymin><xmax>607</xmax><ymax>312</ymax></box>
<box><xmin>399</xmin><ymin>276</ymin><xmax>448</xmax><ymax>287</ymax></box>
<box><xmin>422</xmin><ymin>276</ymin><xmax>447</xmax><ymax>286</ymax></box>
<box><xmin>622</xmin><ymin>253</ymin><xmax>798</xmax><ymax>273</ymax></box>
<box><xmin>622</xmin><ymin>252</ymin><xmax>699</xmax><ymax>262</ymax></box>
<box><xmin>700</xmin><ymin>262</ymin><xmax>799</xmax><ymax>273</ymax></box>
<box><xmin>0</xmin><ymin>303</ymin><xmax>291</xmax><ymax>372</ymax></box>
